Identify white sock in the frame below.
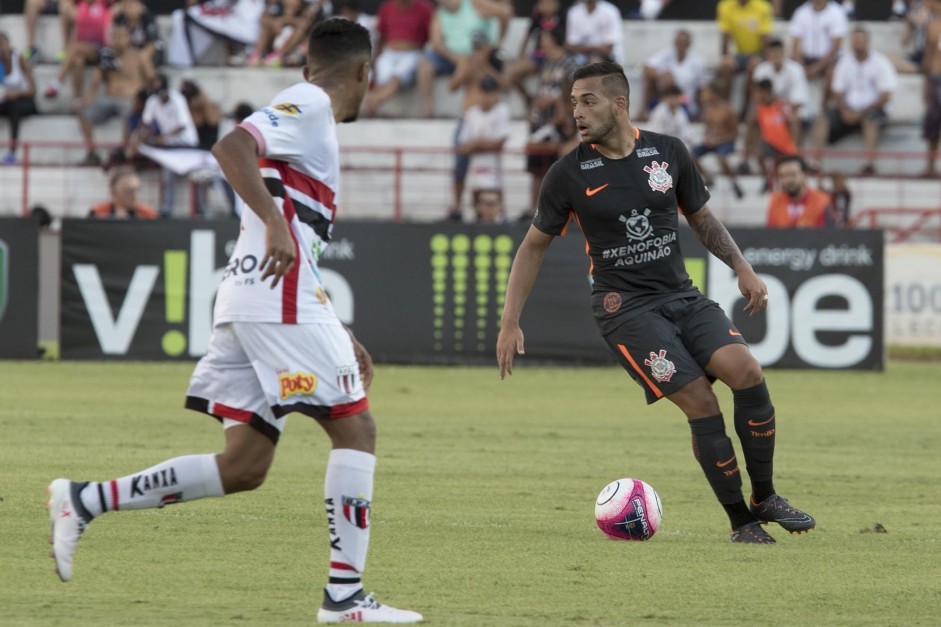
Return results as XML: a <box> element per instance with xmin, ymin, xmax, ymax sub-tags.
<box><xmin>323</xmin><ymin>449</ymin><xmax>375</xmax><ymax>602</ymax></box>
<box><xmin>79</xmin><ymin>454</ymin><xmax>224</xmax><ymax>517</ymax></box>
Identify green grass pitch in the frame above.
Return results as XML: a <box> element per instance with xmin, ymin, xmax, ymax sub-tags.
<box><xmin>0</xmin><ymin>360</ymin><xmax>938</xmax><ymax>626</ymax></box>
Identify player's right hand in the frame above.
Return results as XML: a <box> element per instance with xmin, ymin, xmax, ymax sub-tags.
<box><xmin>496</xmin><ymin>324</ymin><xmax>525</xmax><ymax>380</ymax></box>
<box><xmin>260</xmin><ymin>219</ymin><xmax>296</xmax><ymax>289</ymax></box>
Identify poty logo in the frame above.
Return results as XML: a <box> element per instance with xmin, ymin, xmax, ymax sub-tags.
<box><xmin>279</xmin><ymin>372</ymin><xmax>317</xmax><ymax>399</ymax></box>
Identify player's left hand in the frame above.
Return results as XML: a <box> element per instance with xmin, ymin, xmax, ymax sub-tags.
<box><xmin>351</xmin><ymin>336</ymin><xmax>374</xmax><ymax>391</ymax></box>
<box><xmin>738</xmin><ymin>267</ymin><xmax>769</xmax><ymax>316</ymax></box>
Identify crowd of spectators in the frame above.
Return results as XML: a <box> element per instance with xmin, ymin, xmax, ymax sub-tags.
<box><xmin>0</xmin><ymin>0</ymin><xmax>937</xmax><ymax>224</ymax></box>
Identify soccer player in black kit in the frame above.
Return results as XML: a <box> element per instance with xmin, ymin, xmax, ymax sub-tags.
<box><xmin>496</xmin><ymin>62</ymin><xmax>815</xmax><ymax>544</ymax></box>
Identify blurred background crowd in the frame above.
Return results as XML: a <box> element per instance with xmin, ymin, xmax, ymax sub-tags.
<box><xmin>0</xmin><ymin>0</ymin><xmax>936</xmax><ymax>227</ymax></box>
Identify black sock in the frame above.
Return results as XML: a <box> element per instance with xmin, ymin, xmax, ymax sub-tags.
<box><xmin>688</xmin><ymin>414</ymin><xmax>748</xmax><ymax>526</ymax></box>
<box><xmin>723</xmin><ymin>500</ymin><xmax>757</xmax><ymax>530</ymax></box>
<box><xmin>733</xmin><ymin>379</ymin><xmax>776</xmax><ymax>501</ymax></box>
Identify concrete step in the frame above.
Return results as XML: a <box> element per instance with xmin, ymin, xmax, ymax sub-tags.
<box><xmin>0</xmin><ymin>15</ymin><xmax>922</xmax><ymax>122</ymax></box>
<box><xmin>2</xmin><ymin>113</ymin><xmax>928</xmax><ymax>166</ymax></box>
<box><xmin>0</xmin><ymin>14</ymin><xmax>910</xmax><ymax>69</ymax></box>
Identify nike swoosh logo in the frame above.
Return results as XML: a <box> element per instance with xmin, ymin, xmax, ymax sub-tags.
<box><xmin>747</xmin><ymin>416</ymin><xmax>774</xmax><ymax>427</ymax></box>
<box><xmin>729</xmin><ymin>329</ymin><xmax>742</xmax><ymax>337</ymax></box>
<box><xmin>716</xmin><ymin>456</ymin><xmax>736</xmax><ymax>468</ymax></box>
<box><xmin>585</xmin><ymin>184</ymin><xmax>609</xmax><ymax>197</ymax></box>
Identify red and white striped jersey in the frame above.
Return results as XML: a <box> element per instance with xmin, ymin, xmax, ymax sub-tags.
<box><xmin>214</xmin><ymin>82</ymin><xmax>342</xmax><ymax>326</ymax></box>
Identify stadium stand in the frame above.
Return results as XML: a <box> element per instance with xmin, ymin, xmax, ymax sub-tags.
<box><xmin>0</xmin><ymin>9</ymin><xmax>937</xmax><ymax>234</ymax></box>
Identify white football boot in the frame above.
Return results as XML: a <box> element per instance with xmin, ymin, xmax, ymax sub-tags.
<box><xmin>317</xmin><ymin>589</ymin><xmax>423</xmax><ymax>623</ymax></box>
<box><xmin>46</xmin><ymin>478</ymin><xmax>92</xmax><ymax>582</ymax></box>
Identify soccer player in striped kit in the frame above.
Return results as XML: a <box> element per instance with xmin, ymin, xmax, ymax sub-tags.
<box><xmin>47</xmin><ymin>18</ymin><xmax>422</xmax><ymax>623</ymax></box>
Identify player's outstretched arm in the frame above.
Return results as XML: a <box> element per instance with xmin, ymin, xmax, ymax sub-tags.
<box><xmin>212</xmin><ymin>128</ymin><xmax>296</xmax><ymax>288</ymax></box>
<box><xmin>685</xmin><ymin>205</ymin><xmax>768</xmax><ymax>316</ymax></box>
<box><xmin>497</xmin><ymin>226</ymin><xmax>554</xmax><ymax>379</ymax></box>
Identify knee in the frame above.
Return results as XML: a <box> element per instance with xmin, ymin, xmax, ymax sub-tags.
<box><xmin>217</xmin><ymin>454</ymin><xmax>270</xmax><ymax>494</ymax></box>
<box><xmin>671</xmin><ymin>378</ymin><xmax>721</xmax><ymax>419</ymax></box>
<box><xmin>731</xmin><ymin>359</ymin><xmax>764</xmax><ymax>390</ymax></box>
<box><xmin>325</xmin><ymin>410</ymin><xmax>377</xmax><ymax>453</ymax></box>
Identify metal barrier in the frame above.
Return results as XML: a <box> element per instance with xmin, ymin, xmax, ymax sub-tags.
<box><xmin>849</xmin><ymin>208</ymin><xmax>941</xmax><ymax>243</ymax></box>
<box><xmin>1</xmin><ymin>141</ymin><xmax>939</xmax><ymax>234</ymax></box>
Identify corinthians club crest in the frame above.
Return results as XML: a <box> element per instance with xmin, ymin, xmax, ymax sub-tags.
<box><xmin>644</xmin><ymin>161</ymin><xmax>673</xmax><ymax>193</ymax></box>
<box><xmin>619</xmin><ymin>208</ymin><xmax>653</xmax><ymax>241</ymax></box>
<box><xmin>644</xmin><ymin>349</ymin><xmax>676</xmax><ymax>382</ymax></box>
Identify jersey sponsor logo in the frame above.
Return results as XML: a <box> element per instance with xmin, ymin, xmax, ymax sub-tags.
<box><xmin>316</xmin><ymin>286</ymin><xmax>328</xmax><ymax>304</ymax></box>
<box><xmin>729</xmin><ymin>328</ymin><xmax>743</xmax><ymax>337</ymax></box>
<box><xmin>644</xmin><ymin>161</ymin><xmax>673</xmax><ymax>193</ymax></box>
<box><xmin>279</xmin><ymin>371</ymin><xmax>317</xmax><ymax>399</ymax></box>
<box><xmin>259</xmin><ymin>108</ymin><xmax>280</xmax><ymax>127</ymax></box>
<box><xmin>644</xmin><ymin>349</ymin><xmax>676</xmax><ymax>382</ymax></box>
<box><xmin>635</xmin><ymin>147</ymin><xmax>660</xmax><ymax>158</ymax></box>
<box><xmin>619</xmin><ymin>208</ymin><xmax>654</xmax><ymax>241</ymax></box>
<box><xmin>585</xmin><ymin>183</ymin><xmax>609</xmax><ymax>197</ymax></box>
<box><xmin>580</xmin><ymin>158</ymin><xmax>604</xmax><ymax>170</ymax></box>
<box><xmin>272</xmin><ymin>103</ymin><xmax>302</xmax><ymax>114</ymax></box>
<box><xmin>222</xmin><ymin>254</ymin><xmax>260</xmax><ymax>284</ymax></box>
<box><xmin>602</xmin><ymin>231</ymin><xmax>677</xmax><ymax>267</ymax></box>
<box><xmin>343</xmin><ymin>495</ymin><xmax>371</xmax><ymax>529</ymax></box>
<box><xmin>603</xmin><ymin>292</ymin><xmax>622</xmax><ymax>313</ymax></box>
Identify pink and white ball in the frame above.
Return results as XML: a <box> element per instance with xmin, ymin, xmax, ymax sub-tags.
<box><xmin>595</xmin><ymin>478</ymin><xmax>663</xmax><ymax>541</ymax></box>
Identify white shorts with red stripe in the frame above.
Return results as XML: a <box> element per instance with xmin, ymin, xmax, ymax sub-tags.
<box><xmin>185</xmin><ymin>321</ymin><xmax>368</xmax><ymax>444</ymax></box>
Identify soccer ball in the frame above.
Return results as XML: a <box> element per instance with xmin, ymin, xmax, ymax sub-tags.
<box><xmin>594</xmin><ymin>478</ymin><xmax>663</xmax><ymax>541</ymax></box>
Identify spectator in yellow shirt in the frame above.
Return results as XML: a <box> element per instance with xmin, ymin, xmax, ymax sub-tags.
<box><xmin>716</xmin><ymin>0</ymin><xmax>774</xmax><ymax>109</ymax></box>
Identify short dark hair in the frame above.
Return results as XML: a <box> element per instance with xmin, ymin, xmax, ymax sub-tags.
<box><xmin>776</xmin><ymin>154</ymin><xmax>806</xmax><ymax>172</ymax></box>
<box><xmin>755</xmin><ymin>78</ymin><xmax>774</xmax><ymax>92</ymax></box>
<box><xmin>766</xmin><ymin>37</ymin><xmax>784</xmax><ymax>50</ymax></box>
<box><xmin>572</xmin><ymin>62</ymin><xmax>630</xmax><ymax>100</ymax></box>
<box><xmin>307</xmin><ymin>17</ymin><xmax>372</xmax><ymax>68</ymax></box>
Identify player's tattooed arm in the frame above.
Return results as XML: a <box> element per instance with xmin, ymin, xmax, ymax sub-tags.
<box><xmin>685</xmin><ymin>205</ymin><xmax>747</xmax><ymax>271</ymax></box>
<box><xmin>686</xmin><ymin>205</ymin><xmax>769</xmax><ymax>316</ymax></box>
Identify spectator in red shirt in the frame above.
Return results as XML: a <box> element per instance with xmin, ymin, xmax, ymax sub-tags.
<box><xmin>88</xmin><ymin>166</ymin><xmax>157</xmax><ymax>220</ymax></box>
<box><xmin>364</xmin><ymin>0</ymin><xmax>434</xmax><ymax>116</ymax></box>
<box><xmin>767</xmin><ymin>155</ymin><xmax>831</xmax><ymax>228</ymax></box>
<box><xmin>45</xmin><ymin>0</ymin><xmax>113</xmax><ymax>100</ymax></box>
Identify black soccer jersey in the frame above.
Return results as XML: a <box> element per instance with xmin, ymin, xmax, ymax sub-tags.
<box><xmin>532</xmin><ymin>128</ymin><xmax>710</xmax><ymax>332</ymax></box>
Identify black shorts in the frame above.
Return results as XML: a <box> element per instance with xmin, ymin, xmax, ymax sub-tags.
<box><xmin>826</xmin><ymin>106</ymin><xmax>887</xmax><ymax>144</ymax></box>
<box><xmin>602</xmin><ymin>296</ymin><xmax>746</xmax><ymax>405</ymax></box>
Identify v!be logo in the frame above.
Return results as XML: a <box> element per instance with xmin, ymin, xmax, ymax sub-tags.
<box><xmin>0</xmin><ymin>240</ymin><xmax>9</xmax><ymax>323</ymax></box>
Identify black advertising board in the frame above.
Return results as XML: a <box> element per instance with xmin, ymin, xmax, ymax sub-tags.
<box><xmin>59</xmin><ymin>219</ymin><xmax>883</xmax><ymax>369</ymax></box>
<box><xmin>60</xmin><ymin>220</ymin><xmax>238</xmax><ymax>360</ymax></box>
<box><xmin>0</xmin><ymin>218</ymin><xmax>39</xmax><ymax>358</ymax></box>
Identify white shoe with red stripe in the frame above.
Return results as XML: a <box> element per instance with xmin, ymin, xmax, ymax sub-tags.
<box><xmin>316</xmin><ymin>589</ymin><xmax>422</xmax><ymax>623</ymax></box>
<box><xmin>46</xmin><ymin>478</ymin><xmax>92</xmax><ymax>582</ymax></box>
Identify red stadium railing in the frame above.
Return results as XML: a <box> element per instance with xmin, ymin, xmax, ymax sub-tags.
<box><xmin>848</xmin><ymin>208</ymin><xmax>941</xmax><ymax>243</ymax></box>
<box><xmin>1</xmin><ymin>141</ymin><xmax>939</xmax><ymax>240</ymax></box>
